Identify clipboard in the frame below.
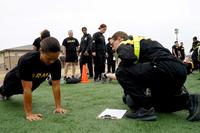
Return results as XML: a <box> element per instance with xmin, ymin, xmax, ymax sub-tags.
<box><xmin>97</xmin><ymin>108</ymin><xmax>127</xmax><ymax>119</ymax></box>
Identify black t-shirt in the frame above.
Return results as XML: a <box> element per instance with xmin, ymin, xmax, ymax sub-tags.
<box><xmin>179</xmin><ymin>46</ymin><xmax>185</xmax><ymax>60</ymax></box>
<box><xmin>9</xmin><ymin>51</ymin><xmax>61</xmax><ymax>92</ymax></box>
<box><xmin>62</xmin><ymin>37</ymin><xmax>79</xmax><ymax>57</ymax></box>
<box><xmin>172</xmin><ymin>45</ymin><xmax>179</xmax><ymax>57</ymax></box>
<box><xmin>32</xmin><ymin>37</ymin><xmax>41</xmax><ymax>51</ymax></box>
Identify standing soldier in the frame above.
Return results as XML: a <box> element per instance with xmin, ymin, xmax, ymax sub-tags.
<box><xmin>79</xmin><ymin>27</ymin><xmax>93</xmax><ymax>79</ymax></box>
<box><xmin>172</xmin><ymin>41</ymin><xmax>180</xmax><ymax>58</ymax></box>
<box><xmin>62</xmin><ymin>30</ymin><xmax>79</xmax><ymax>79</ymax></box>
<box><xmin>106</xmin><ymin>37</ymin><xmax>116</xmax><ymax>73</ymax></box>
<box><xmin>92</xmin><ymin>24</ymin><xmax>107</xmax><ymax>81</ymax></box>
<box><xmin>190</xmin><ymin>36</ymin><xmax>200</xmax><ymax>70</ymax></box>
<box><xmin>179</xmin><ymin>42</ymin><xmax>185</xmax><ymax>61</ymax></box>
<box><xmin>32</xmin><ymin>29</ymin><xmax>50</xmax><ymax>51</ymax></box>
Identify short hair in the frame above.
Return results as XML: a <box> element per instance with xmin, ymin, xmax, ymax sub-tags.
<box><xmin>193</xmin><ymin>36</ymin><xmax>197</xmax><ymax>40</ymax></box>
<box><xmin>112</xmin><ymin>31</ymin><xmax>129</xmax><ymax>41</ymax></box>
<box><xmin>40</xmin><ymin>37</ymin><xmax>60</xmax><ymax>53</ymax></box>
<box><xmin>82</xmin><ymin>27</ymin><xmax>87</xmax><ymax>31</ymax></box>
<box><xmin>174</xmin><ymin>41</ymin><xmax>178</xmax><ymax>43</ymax></box>
<box><xmin>68</xmin><ymin>30</ymin><xmax>73</xmax><ymax>33</ymax></box>
<box><xmin>108</xmin><ymin>37</ymin><xmax>112</xmax><ymax>41</ymax></box>
<box><xmin>40</xmin><ymin>29</ymin><xmax>50</xmax><ymax>40</ymax></box>
<box><xmin>98</xmin><ymin>24</ymin><xmax>107</xmax><ymax>29</ymax></box>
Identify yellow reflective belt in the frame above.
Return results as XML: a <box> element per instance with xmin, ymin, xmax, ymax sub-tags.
<box><xmin>133</xmin><ymin>40</ymin><xmax>140</xmax><ymax>62</ymax></box>
<box><xmin>120</xmin><ymin>36</ymin><xmax>143</xmax><ymax>62</ymax></box>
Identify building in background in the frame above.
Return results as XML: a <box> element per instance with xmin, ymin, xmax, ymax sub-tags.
<box><xmin>0</xmin><ymin>45</ymin><xmax>33</xmax><ymax>70</ymax></box>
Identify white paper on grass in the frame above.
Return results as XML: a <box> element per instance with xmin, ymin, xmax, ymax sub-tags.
<box><xmin>97</xmin><ymin>108</ymin><xmax>127</xmax><ymax>119</ymax></box>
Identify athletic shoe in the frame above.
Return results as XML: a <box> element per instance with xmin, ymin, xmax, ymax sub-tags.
<box><xmin>101</xmin><ymin>73</ymin><xmax>107</xmax><ymax>83</ymax></box>
<box><xmin>88</xmin><ymin>76</ymin><xmax>93</xmax><ymax>79</ymax></box>
<box><xmin>94</xmin><ymin>78</ymin><xmax>101</xmax><ymax>82</ymax></box>
<box><xmin>0</xmin><ymin>93</ymin><xmax>5</xmax><ymax>101</ymax></box>
<box><xmin>108</xmin><ymin>78</ymin><xmax>112</xmax><ymax>83</ymax></box>
<box><xmin>125</xmin><ymin>107</ymin><xmax>157</xmax><ymax>121</ymax></box>
<box><xmin>0</xmin><ymin>93</ymin><xmax>11</xmax><ymax>101</ymax></box>
<box><xmin>187</xmin><ymin>94</ymin><xmax>200</xmax><ymax>121</ymax></box>
<box><xmin>181</xmin><ymin>86</ymin><xmax>189</xmax><ymax>95</ymax></box>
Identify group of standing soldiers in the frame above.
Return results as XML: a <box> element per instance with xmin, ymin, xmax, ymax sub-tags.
<box><xmin>33</xmin><ymin>24</ymin><xmax>116</xmax><ymax>81</ymax></box>
<box><xmin>172</xmin><ymin>41</ymin><xmax>185</xmax><ymax>61</ymax></box>
<box><xmin>172</xmin><ymin>36</ymin><xmax>200</xmax><ymax>71</ymax></box>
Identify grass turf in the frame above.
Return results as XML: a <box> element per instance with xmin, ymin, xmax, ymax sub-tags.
<box><xmin>1</xmin><ymin>72</ymin><xmax>200</xmax><ymax>133</ymax></box>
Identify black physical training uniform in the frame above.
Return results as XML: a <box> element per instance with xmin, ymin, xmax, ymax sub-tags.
<box><xmin>32</xmin><ymin>37</ymin><xmax>41</xmax><ymax>51</ymax></box>
<box><xmin>172</xmin><ymin>45</ymin><xmax>179</xmax><ymax>58</ymax></box>
<box><xmin>191</xmin><ymin>41</ymin><xmax>200</xmax><ymax>69</ymax></box>
<box><xmin>0</xmin><ymin>51</ymin><xmax>61</xmax><ymax>97</ymax></box>
<box><xmin>116</xmin><ymin>39</ymin><xmax>189</xmax><ymax>112</ymax></box>
<box><xmin>79</xmin><ymin>33</ymin><xmax>93</xmax><ymax>78</ymax></box>
<box><xmin>62</xmin><ymin>37</ymin><xmax>79</xmax><ymax>62</ymax></box>
<box><xmin>92</xmin><ymin>32</ymin><xmax>106</xmax><ymax>80</ymax></box>
<box><xmin>106</xmin><ymin>42</ymin><xmax>116</xmax><ymax>73</ymax></box>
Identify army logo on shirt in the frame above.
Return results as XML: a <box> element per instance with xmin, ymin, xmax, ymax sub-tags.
<box><xmin>67</xmin><ymin>40</ymin><xmax>76</xmax><ymax>43</ymax></box>
<box><xmin>32</xmin><ymin>73</ymin><xmax>49</xmax><ymax>79</ymax></box>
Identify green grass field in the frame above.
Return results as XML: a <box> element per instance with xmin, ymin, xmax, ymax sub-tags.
<box><xmin>1</xmin><ymin>72</ymin><xmax>200</xmax><ymax>133</ymax></box>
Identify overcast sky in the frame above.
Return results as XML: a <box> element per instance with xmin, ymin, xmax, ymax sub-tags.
<box><xmin>0</xmin><ymin>0</ymin><xmax>200</xmax><ymax>53</ymax></box>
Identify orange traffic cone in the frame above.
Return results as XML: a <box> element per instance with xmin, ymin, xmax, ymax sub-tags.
<box><xmin>81</xmin><ymin>64</ymin><xmax>89</xmax><ymax>83</ymax></box>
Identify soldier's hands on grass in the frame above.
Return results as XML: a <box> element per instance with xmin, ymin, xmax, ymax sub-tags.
<box><xmin>53</xmin><ymin>108</ymin><xmax>67</xmax><ymax>114</ymax></box>
<box><xmin>26</xmin><ymin>113</ymin><xmax>43</xmax><ymax>121</ymax></box>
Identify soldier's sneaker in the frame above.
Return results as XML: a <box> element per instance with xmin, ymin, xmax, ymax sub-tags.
<box><xmin>108</xmin><ymin>78</ymin><xmax>112</xmax><ymax>83</ymax></box>
<box><xmin>187</xmin><ymin>94</ymin><xmax>200</xmax><ymax>121</ymax></box>
<box><xmin>0</xmin><ymin>93</ymin><xmax>5</xmax><ymax>101</ymax></box>
<box><xmin>0</xmin><ymin>94</ymin><xmax>4</xmax><ymax>101</ymax></box>
<box><xmin>101</xmin><ymin>73</ymin><xmax>107</xmax><ymax>83</ymax></box>
<box><xmin>125</xmin><ymin>107</ymin><xmax>157</xmax><ymax>121</ymax></box>
<box><xmin>63</xmin><ymin>76</ymin><xmax>67</xmax><ymax>81</ymax></box>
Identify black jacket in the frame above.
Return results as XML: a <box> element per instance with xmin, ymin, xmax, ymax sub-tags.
<box><xmin>92</xmin><ymin>32</ymin><xmax>106</xmax><ymax>55</ymax></box>
<box><xmin>117</xmin><ymin>39</ymin><xmax>184</xmax><ymax>71</ymax></box>
<box><xmin>79</xmin><ymin>33</ymin><xmax>92</xmax><ymax>55</ymax></box>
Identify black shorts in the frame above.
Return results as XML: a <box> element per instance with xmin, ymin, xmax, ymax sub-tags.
<box><xmin>0</xmin><ymin>69</ymin><xmax>23</xmax><ymax>96</ymax></box>
<box><xmin>65</xmin><ymin>55</ymin><xmax>78</xmax><ymax>62</ymax></box>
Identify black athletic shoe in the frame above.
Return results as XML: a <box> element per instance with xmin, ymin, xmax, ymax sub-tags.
<box><xmin>187</xmin><ymin>94</ymin><xmax>200</xmax><ymax>121</ymax></box>
<box><xmin>88</xmin><ymin>76</ymin><xmax>93</xmax><ymax>79</ymax></box>
<box><xmin>63</xmin><ymin>76</ymin><xmax>67</xmax><ymax>81</ymax></box>
<box><xmin>125</xmin><ymin>107</ymin><xmax>157</xmax><ymax>121</ymax></box>
<box><xmin>0</xmin><ymin>87</ymin><xmax>5</xmax><ymax>101</ymax></box>
<box><xmin>181</xmin><ymin>86</ymin><xmax>189</xmax><ymax>95</ymax></box>
<box><xmin>101</xmin><ymin>73</ymin><xmax>107</xmax><ymax>83</ymax></box>
<box><xmin>94</xmin><ymin>78</ymin><xmax>101</xmax><ymax>82</ymax></box>
<box><xmin>0</xmin><ymin>93</ymin><xmax>5</xmax><ymax>101</ymax></box>
<box><xmin>0</xmin><ymin>93</ymin><xmax>10</xmax><ymax>101</ymax></box>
